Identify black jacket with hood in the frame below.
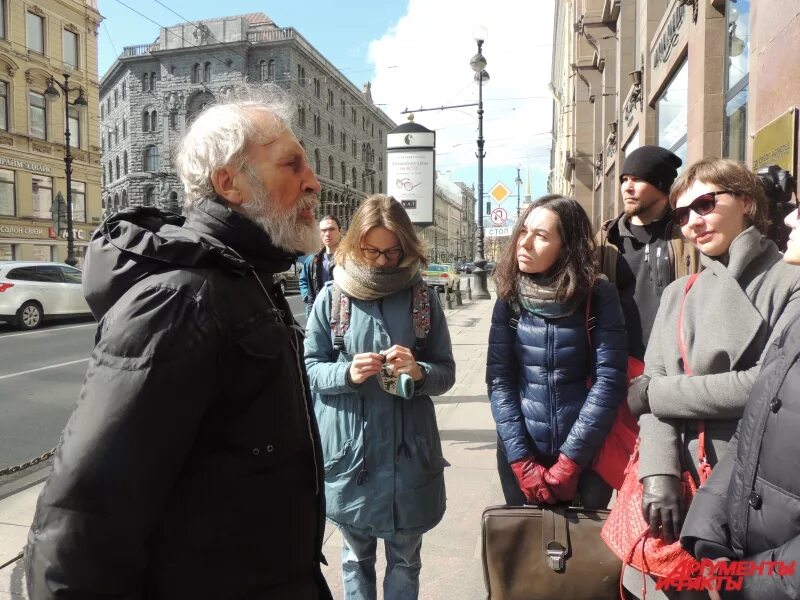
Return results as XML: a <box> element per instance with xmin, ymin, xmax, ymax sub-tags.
<box><xmin>26</xmin><ymin>198</ymin><xmax>332</xmax><ymax>600</ymax></box>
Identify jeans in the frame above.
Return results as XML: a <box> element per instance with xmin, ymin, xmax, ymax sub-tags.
<box><xmin>340</xmin><ymin>527</ymin><xmax>423</xmax><ymax>600</ymax></box>
<box><xmin>496</xmin><ymin>435</ymin><xmax>613</xmax><ymax>509</ymax></box>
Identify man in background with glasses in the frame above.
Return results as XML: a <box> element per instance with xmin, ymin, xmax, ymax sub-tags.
<box><xmin>300</xmin><ymin>214</ymin><xmax>342</xmax><ymax>317</ymax></box>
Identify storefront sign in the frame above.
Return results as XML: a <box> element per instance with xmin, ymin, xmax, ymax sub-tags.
<box><xmin>0</xmin><ymin>224</ymin><xmax>46</xmax><ymax>236</ymax></box>
<box><xmin>0</xmin><ymin>157</ymin><xmax>52</xmax><ymax>173</ymax></box>
<box><xmin>651</xmin><ymin>1</ymin><xmax>688</xmax><ymax>82</ymax></box>
<box><xmin>753</xmin><ymin>108</ymin><xmax>797</xmax><ymax>173</ymax></box>
<box><xmin>0</xmin><ymin>222</ymin><xmax>93</xmax><ymax>240</ymax></box>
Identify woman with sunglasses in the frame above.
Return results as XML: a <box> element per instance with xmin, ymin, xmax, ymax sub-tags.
<box><xmin>304</xmin><ymin>194</ymin><xmax>455</xmax><ymax>600</ymax></box>
<box><xmin>488</xmin><ymin>195</ymin><xmax>627</xmax><ymax>510</ymax></box>
<box><xmin>622</xmin><ymin>158</ymin><xmax>800</xmax><ymax>599</ymax></box>
<box><xmin>679</xmin><ymin>196</ymin><xmax>800</xmax><ymax>600</ymax></box>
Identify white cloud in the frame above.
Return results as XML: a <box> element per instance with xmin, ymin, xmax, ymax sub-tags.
<box><xmin>368</xmin><ymin>0</ymin><xmax>555</xmax><ymax>187</ymax></box>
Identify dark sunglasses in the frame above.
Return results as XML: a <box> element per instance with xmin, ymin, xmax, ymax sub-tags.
<box><xmin>672</xmin><ymin>190</ymin><xmax>734</xmax><ymax>226</ymax></box>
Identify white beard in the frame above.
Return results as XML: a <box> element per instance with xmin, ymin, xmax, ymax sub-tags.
<box><xmin>241</xmin><ymin>184</ymin><xmax>319</xmax><ymax>255</ymax></box>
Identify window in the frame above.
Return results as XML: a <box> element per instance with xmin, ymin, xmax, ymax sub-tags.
<box><xmin>121</xmin><ymin>189</ymin><xmax>128</xmax><ymax>208</ymax></box>
<box><xmin>362</xmin><ymin>116</ymin><xmax>366</xmax><ymax>132</ymax></box>
<box><xmin>0</xmin><ymin>244</ymin><xmax>14</xmax><ymax>261</ymax></box>
<box><xmin>327</xmin><ymin>89</ymin><xmax>334</xmax><ymax>109</ymax></box>
<box><xmin>168</xmin><ymin>191</ymin><xmax>178</xmax><ymax>211</ymax></box>
<box><xmin>340</xmin><ymin>132</ymin><xmax>346</xmax><ymax>152</ymax></box>
<box><xmin>71</xmin><ymin>181</ymin><xmax>85</xmax><ymax>222</ymax></box>
<box><xmin>68</xmin><ymin>106</ymin><xmax>80</xmax><ymax>148</ymax></box>
<box><xmin>0</xmin><ymin>168</ymin><xmax>14</xmax><ymax>215</ymax></box>
<box><xmin>351</xmin><ymin>108</ymin><xmax>356</xmax><ymax>125</ymax></box>
<box><xmin>113</xmin><ymin>89</ymin><xmax>118</xmax><ymax>107</ymax></box>
<box><xmin>314</xmin><ymin>114</ymin><xmax>321</xmax><ymax>137</ymax></box>
<box><xmin>327</xmin><ymin>122</ymin><xmax>334</xmax><ymax>144</ymax></box>
<box><xmin>142</xmin><ymin>110</ymin><xmax>149</xmax><ymax>132</ymax></box>
<box><xmin>169</xmin><ymin>112</ymin><xmax>177</xmax><ymax>129</ymax></box>
<box><xmin>314</xmin><ymin>149</ymin><xmax>320</xmax><ymax>174</ymax></box>
<box><xmin>28</xmin><ymin>92</ymin><xmax>46</xmax><ymax>140</ymax></box>
<box><xmin>656</xmin><ymin>60</ymin><xmax>688</xmax><ymax>166</ymax></box>
<box><xmin>340</xmin><ymin>98</ymin><xmax>345</xmax><ymax>117</ymax></box>
<box><xmin>144</xmin><ymin>145</ymin><xmax>159</xmax><ymax>171</ymax></box>
<box><xmin>144</xmin><ymin>186</ymin><xmax>154</xmax><ymax>206</ymax></box>
<box><xmin>122</xmin><ymin>118</ymin><xmax>127</xmax><ymax>138</ymax></box>
<box><xmin>378</xmin><ymin>129</ymin><xmax>383</xmax><ymax>143</ymax></box>
<box><xmin>113</xmin><ymin>123</ymin><xmax>118</xmax><ymax>146</ymax></box>
<box><xmin>268</xmin><ymin>59</ymin><xmax>275</xmax><ymax>82</ymax></box>
<box><xmin>142</xmin><ymin>73</ymin><xmax>149</xmax><ymax>92</ymax></box>
<box><xmin>0</xmin><ymin>81</ymin><xmax>7</xmax><ymax>131</ymax></box>
<box><xmin>260</xmin><ymin>60</ymin><xmax>268</xmax><ymax>81</ymax></box>
<box><xmin>31</xmin><ymin>174</ymin><xmax>52</xmax><ymax>219</ymax></box>
<box><xmin>107</xmin><ymin>161</ymin><xmax>112</xmax><ymax>182</ymax></box>
<box><xmin>352</xmin><ymin>167</ymin><xmax>357</xmax><ymax>186</ymax></box>
<box><xmin>351</xmin><ymin>139</ymin><xmax>356</xmax><ymax>158</ymax></box>
<box><xmin>191</xmin><ymin>64</ymin><xmax>200</xmax><ymax>83</ymax></box>
<box><xmin>63</xmin><ymin>29</ymin><xmax>78</xmax><ymax>68</ymax></box>
<box><xmin>297</xmin><ymin>65</ymin><xmax>306</xmax><ymax>86</ymax></box>
<box><xmin>0</xmin><ymin>1</ymin><xmax>6</xmax><ymax>40</ymax></box>
<box><xmin>115</xmin><ymin>157</ymin><xmax>120</xmax><ymax>180</ymax></box>
<box><xmin>106</xmin><ymin>98</ymin><xmax>110</xmax><ymax>114</ymax></box>
<box><xmin>101</xmin><ymin>134</ymin><xmax>104</xmax><ymax>152</ymax></box>
<box><xmin>328</xmin><ymin>155</ymin><xmax>334</xmax><ymax>179</ymax></box>
<box><xmin>341</xmin><ymin>162</ymin><xmax>346</xmax><ymax>184</ymax></box>
<box><xmin>100</xmin><ymin>103</ymin><xmax>104</xmax><ymax>120</ymax></box>
<box><xmin>122</xmin><ymin>82</ymin><xmax>126</xmax><ymax>99</ymax></box>
<box><xmin>723</xmin><ymin>0</ymin><xmax>750</xmax><ymax>162</ymax></box>
<box><xmin>123</xmin><ymin>151</ymin><xmax>128</xmax><ymax>174</ymax></box>
<box><xmin>297</xmin><ymin>106</ymin><xmax>306</xmax><ymax>128</ymax></box>
<box><xmin>26</xmin><ymin>12</ymin><xmax>44</xmax><ymax>54</ymax></box>
<box><xmin>150</xmin><ymin>110</ymin><xmax>157</xmax><ymax>131</ymax></box>
<box><xmin>314</xmin><ymin>78</ymin><xmax>320</xmax><ymax>98</ymax></box>
<box><xmin>378</xmin><ymin>155</ymin><xmax>383</xmax><ymax>171</ymax></box>
<box><xmin>149</xmin><ymin>72</ymin><xmax>156</xmax><ymax>90</ymax></box>
<box><xmin>107</xmin><ymin>131</ymin><xmax>111</xmax><ymax>149</ymax></box>
<box><xmin>59</xmin><ymin>265</ymin><xmax>82</xmax><ymax>284</ymax></box>
<box><xmin>203</xmin><ymin>62</ymin><xmax>211</xmax><ymax>83</ymax></box>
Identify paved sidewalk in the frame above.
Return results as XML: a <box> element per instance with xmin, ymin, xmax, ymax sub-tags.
<box><xmin>0</xmin><ymin>282</ymin><xmax>502</xmax><ymax>599</ymax></box>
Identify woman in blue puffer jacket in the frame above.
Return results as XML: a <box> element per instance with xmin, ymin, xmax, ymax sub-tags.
<box><xmin>487</xmin><ymin>194</ymin><xmax>627</xmax><ymax>509</ymax></box>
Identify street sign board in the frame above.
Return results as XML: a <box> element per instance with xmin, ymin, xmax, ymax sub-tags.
<box><xmin>487</xmin><ymin>226</ymin><xmax>511</xmax><ymax>237</ymax></box>
<box><xmin>490</xmin><ymin>207</ymin><xmax>507</xmax><ymax>225</ymax></box>
<box><xmin>489</xmin><ymin>181</ymin><xmax>512</xmax><ymax>204</ymax></box>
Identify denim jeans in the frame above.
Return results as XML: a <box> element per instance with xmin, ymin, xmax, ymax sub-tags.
<box><xmin>340</xmin><ymin>527</ymin><xmax>423</xmax><ymax>600</ymax></box>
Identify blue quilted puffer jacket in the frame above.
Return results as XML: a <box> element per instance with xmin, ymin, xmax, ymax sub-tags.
<box><xmin>487</xmin><ymin>278</ymin><xmax>628</xmax><ymax>467</ymax></box>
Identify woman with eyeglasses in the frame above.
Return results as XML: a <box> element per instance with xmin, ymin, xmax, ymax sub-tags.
<box><xmin>487</xmin><ymin>195</ymin><xmax>627</xmax><ymax>510</ymax></box>
<box><xmin>621</xmin><ymin>158</ymin><xmax>800</xmax><ymax>599</ymax></box>
<box><xmin>679</xmin><ymin>195</ymin><xmax>800</xmax><ymax>600</ymax></box>
<box><xmin>304</xmin><ymin>194</ymin><xmax>455</xmax><ymax>600</ymax></box>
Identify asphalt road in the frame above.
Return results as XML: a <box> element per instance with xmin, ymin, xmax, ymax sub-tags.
<box><xmin>0</xmin><ymin>293</ymin><xmax>305</xmax><ymax>475</ymax></box>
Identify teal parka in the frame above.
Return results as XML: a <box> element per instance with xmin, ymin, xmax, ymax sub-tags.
<box><xmin>304</xmin><ymin>281</ymin><xmax>456</xmax><ymax>536</ymax></box>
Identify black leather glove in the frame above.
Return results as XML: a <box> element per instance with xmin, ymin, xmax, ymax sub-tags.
<box><xmin>627</xmin><ymin>374</ymin><xmax>651</xmax><ymax>417</ymax></box>
<box><xmin>642</xmin><ymin>475</ymin><xmax>683</xmax><ymax>544</ymax></box>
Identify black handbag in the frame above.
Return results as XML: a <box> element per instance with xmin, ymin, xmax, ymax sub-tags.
<box><xmin>481</xmin><ymin>504</ymin><xmax>621</xmax><ymax>600</ymax></box>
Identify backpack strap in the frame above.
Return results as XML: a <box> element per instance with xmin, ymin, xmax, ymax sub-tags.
<box><xmin>330</xmin><ymin>283</ymin><xmax>350</xmax><ymax>352</ymax></box>
<box><xmin>412</xmin><ymin>280</ymin><xmax>431</xmax><ymax>351</ymax></box>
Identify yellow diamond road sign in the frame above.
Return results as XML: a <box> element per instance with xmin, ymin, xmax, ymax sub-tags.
<box><xmin>489</xmin><ymin>181</ymin><xmax>512</xmax><ymax>204</ymax></box>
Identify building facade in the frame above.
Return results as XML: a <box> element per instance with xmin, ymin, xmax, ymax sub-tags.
<box><xmin>0</xmin><ymin>0</ymin><xmax>103</xmax><ymax>264</ymax></box>
<box><xmin>99</xmin><ymin>12</ymin><xmax>395</xmax><ymax>229</ymax></box>
<box><xmin>416</xmin><ymin>174</ymin><xmax>475</xmax><ymax>264</ymax></box>
<box><xmin>550</xmin><ymin>0</ymin><xmax>798</xmax><ymax>230</ymax></box>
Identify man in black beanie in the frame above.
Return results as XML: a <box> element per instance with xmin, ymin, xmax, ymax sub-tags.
<box><xmin>596</xmin><ymin>145</ymin><xmax>699</xmax><ymax>364</ymax></box>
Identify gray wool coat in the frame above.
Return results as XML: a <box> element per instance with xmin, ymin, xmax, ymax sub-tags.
<box><xmin>638</xmin><ymin>226</ymin><xmax>800</xmax><ymax>481</ymax></box>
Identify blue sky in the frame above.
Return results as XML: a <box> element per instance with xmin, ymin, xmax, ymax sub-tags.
<box><xmin>97</xmin><ymin>0</ymin><xmax>555</xmax><ymax>225</ymax></box>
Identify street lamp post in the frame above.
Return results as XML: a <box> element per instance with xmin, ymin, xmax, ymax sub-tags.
<box><xmin>45</xmin><ymin>73</ymin><xmax>87</xmax><ymax>267</ymax></box>
<box><xmin>470</xmin><ymin>27</ymin><xmax>491</xmax><ymax>299</ymax></box>
<box><xmin>515</xmin><ymin>166</ymin><xmax>523</xmax><ymax>217</ymax></box>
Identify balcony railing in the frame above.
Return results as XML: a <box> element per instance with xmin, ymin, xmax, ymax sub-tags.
<box><xmin>121</xmin><ymin>43</ymin><xmax>160</xmax><ymax>57</ymax></box>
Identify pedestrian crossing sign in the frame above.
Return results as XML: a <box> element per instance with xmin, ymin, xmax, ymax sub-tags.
<box><xmin>489</xmin><ymin>182</ymin><xmax>512</xmax><ymax>204</ymax></box>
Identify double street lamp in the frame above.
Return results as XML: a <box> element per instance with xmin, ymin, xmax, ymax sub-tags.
<box><xmin>470</xmin><ymin>27</ymin><xmax>491</xmax><ymax>299</ymax></box>
<box><xmin>44</xmin><ymin>72</ymin><xmax>87</xmax><ymax>267</ymax></box>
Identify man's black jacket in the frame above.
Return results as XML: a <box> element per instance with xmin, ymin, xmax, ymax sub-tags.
<box><xmin>26</xmin><ymin>198</ymin><xmax>332</xmax><ymax>600</ymax></box>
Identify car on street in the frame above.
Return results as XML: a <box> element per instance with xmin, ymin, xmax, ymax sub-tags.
<box><xmin>455</xmin><ymin>261</ymin><xmax>475</xmax><ymax>274</ymax></box>
<box><xmin>0</xmin><ymin>262</ymin><xmax>93</xmax><ymax>330</ymax></box>
<box><xmin>422</xmin><ymin>263</ymin><xmax>461</xmax><ymax>292</ymax></box>
<box><xmin>485</xmin><ymin>261</ymin><xmax>496</xmax><ymax>274</ymax></box>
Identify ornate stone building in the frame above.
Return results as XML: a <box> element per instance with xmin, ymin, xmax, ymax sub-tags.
<box><xmin>0</xmin><ymin>0</ymin><xmax>103</xmax><ymax>263</ymax></box>
<box><xmin>99</xmin><ymin>12</ymin><xmax>395</xmax><ymax>228</ymax></box>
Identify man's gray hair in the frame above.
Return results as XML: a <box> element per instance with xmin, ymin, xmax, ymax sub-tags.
<box><xmin>175</xmin><ymin>84</ymin><xmax>294</xmax><ymax>206</ymax></box>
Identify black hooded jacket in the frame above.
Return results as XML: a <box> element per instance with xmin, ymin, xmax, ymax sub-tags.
<box><xmin>26</xmin><ymin>198</ymin><xmax>332</xmax><ymax>600</ymax></box>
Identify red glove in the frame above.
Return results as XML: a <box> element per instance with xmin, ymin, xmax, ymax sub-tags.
<box><xmin>544</xmin><ymin>453</ymin><xmax>582</xmax><ymax>502</ymax></box>
<box><xmin>510</xmin><ymin>457</ymin><xmax>556</xmax><ymax>504</ymax></box>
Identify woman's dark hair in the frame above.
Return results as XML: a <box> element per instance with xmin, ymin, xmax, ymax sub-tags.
<box><xmin>494</xmin><ymin>194</ymin><xmax>597</xmax><ymax>301</ymax></box>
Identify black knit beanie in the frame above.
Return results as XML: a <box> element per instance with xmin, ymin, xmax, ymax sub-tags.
<box><xmin>620</xmin><ymin>145</ymin><xmax>682</xmax><ymax>194</ymax></box>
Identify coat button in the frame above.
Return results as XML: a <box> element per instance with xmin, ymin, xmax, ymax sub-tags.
<box><xmin>748</xmin><ymin>492</ymin><xmax>762</xmax><ymax>509</ymax></box>
<box><xmin>770</xmin><ymin>398</ymin><xmax>782</xmax><ymax>413</ymax></box>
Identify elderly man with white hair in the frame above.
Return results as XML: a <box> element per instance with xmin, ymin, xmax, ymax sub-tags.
<box><xmin>25</xmin><ymin>87</ymin><xmax>333</xmax><ymax>600</ymax></box>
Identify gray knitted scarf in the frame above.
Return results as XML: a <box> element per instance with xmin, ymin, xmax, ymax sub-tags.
<box><xmin>333</xmin><ymin>257</ymin><xmax>422</xmax><ymax>301</ymax></box>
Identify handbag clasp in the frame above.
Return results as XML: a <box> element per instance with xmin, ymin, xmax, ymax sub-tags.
<box><xmin>545</xmin><ymin>541</ymin><xmax>566</xmax><ymax>572</ymax></box>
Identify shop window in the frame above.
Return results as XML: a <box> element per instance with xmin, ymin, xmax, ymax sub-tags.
<box><xmin>656</xmin><ymin>60</ymin><xmax>688</xmax><ymax>166</ymax></box>
<box><xmin>0</xmin><ymin>243</ymin><xmax>14</xmax><ymax>261</ymax></box>
<box><xmin>0</xmin><ymin>168</ymin><xmax>13</xmax><ymax>215</ymax></box>
<box><xmin>723</xmin><ymin>0</ymin><xmax>750</xmax><ymax>162</ymax></box>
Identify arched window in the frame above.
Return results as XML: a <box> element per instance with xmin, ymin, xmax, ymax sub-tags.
<box><xmin>267</xmin><ymin>59</ymin><xmax>275</xmax><ymax>81</ymax></box>
<box><xmin>122</xmin><ymin>118</ymin><xmax>127</xmax><ymax>138</ymax></box>
<box><xmin>121</xmin><ymin>189</ymin><xmax>128</xmax><ymax>208</ymax></box>
<box><xmin>113</xmin><ymin>193</ymin><xmax>119</xmax><ymax>212</ymax></box>
<box><xmin>370</xmin><ymin>174</ymin><xmax>375</xmax><ymax>194</ymax></box>
<box><xmin>108</xmin><ymin>162</ymin><xmax>113</xmax><ymax>182</ymax></box>
<box><xmin>144</xmin><ymin>145</ymin><xmax>159</xmax><ymax>171</ymax></box>
<box><xmin>149</xmin><ymin>72</ymin><xmax>156</xmax><ymax>91</ymax></box>
<box><xmin>352</xmin><ymin>167</ymin><xmax>357</xmax><ymax>187</ymax></box>
<box><xmin>203</xmin><ymin>62</ymin><xmax>211</xmax><ymax>82</ymax></box>
<box><xmin>114</xmin><ymin>125</ymin><xmax>119</xmax><ymax>145</ymax></box>
<box><xmin>341</xmin><ymin>162</ymin><xmax>346</xmax><ymax>184</ymax></box>
<box><xmin>143</xmin><ymin>186</ymin><xmax>154</xmax><ymax>206</ymax></box>
<box><xmin>150</xmin><ymin>110</ymin><xmax>157</xmax><ymax>131</ymax></box>
<box><xmin>123</xmin><ymin>151</ymin><xmax>128</xmax><ymax>174</ymax></box>
<box><xmin>328</xmin><ymin>155</ymin><xmax>334</xmax><ymax>179</ymax></box>
<box><xmin>361</xmin><ymin>172</ymin><xmax>366</xmax><ymax>192</ymax></box>
<box><xmin>379</xmin><ymin>180</ymin><xmax>383</xmax><ymax>193</ymax></box>
<box><xmin>142</xmin><ymin>110</ymin><xmax>149</xmax><ymax>132</ymax></box>
<box><xmin>191</xmin><ymin>64</ymin><xmax>200</xmax><ymax>83</ymax></box>
<box><xmin>169</xmin><ymin>191</ymin><xmax>179</xmax><ymax>212</ymax></box>
<box><xmin>260</xmin><ymin>60</ymin><xmax>268</xmax><ymax>81</ymax></box>
<box><xmin>142</xmin><ymin>73</ymin><xmax>149</xmax><ymax>91</ymax></box>
<box><xmin>314</xmin><ymin>149</ymin><xmax>320</xmax><ymax>174</ymax></box>
<box><xmin>115</xmin><ymin>156</ymin><xmax>120</xmax><ymax>179</ymax></box>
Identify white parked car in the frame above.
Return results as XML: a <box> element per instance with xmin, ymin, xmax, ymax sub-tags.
<box><xmin>421</xmin><ymin>263</ymin><xmax>461</xmax><ymax>292</ymax></box>
<box><xmin>0</xmin><ymin>262</ymin><xmax>92</xmax><ymax>330</ymax></box>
